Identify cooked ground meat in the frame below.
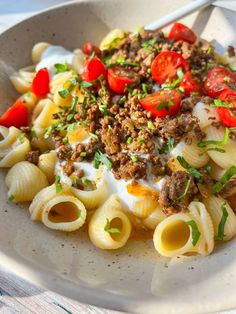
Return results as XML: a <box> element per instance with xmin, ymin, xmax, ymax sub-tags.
<box><xmin>50</xmin><ymin>29</ymin><xmax>220</xmax><ymax>183</ymax></box>
<box><xmin>63</xmin><ymin>161</ymin><xmax>74</xmax><ymax>176</ymax></box>
<box><xmin>155</xmin><ymin>113</ymin><xmax>200</xmax><ymax>143</ymax></box>
<box><xmin>26</xmin><ymin>150</ymin><xmax>40</xmax><ymax>165</ymax></box>
<box><xmin>159</xmin><ymin>171</ymin><xmax>198</xmax><ymax>213</ymax></box>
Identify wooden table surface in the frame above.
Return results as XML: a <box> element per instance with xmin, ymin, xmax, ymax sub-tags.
<box><xmin>0</xmin><ymin>1</ymin><xmax>235</xmax><ymax>313</ymax></box>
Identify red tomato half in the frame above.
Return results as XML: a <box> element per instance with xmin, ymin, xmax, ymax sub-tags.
<box><xmin>217</xmin><ymin>90</ymin><xmax>236</xmax><ymax>127</ymax></box>
<box><xmin>180</xmin><ymin>71</ymin><xmax>202</xmax><ymax>96</ymax></box>
<box><xmin>31</xmin><ymin>68</ymin><xmax>50</xmax><ymax>96</ymax></box>
<box><xmin>140</xmin><ymin>89</ymin><xmax>182</xmax><ymax>118</ymax></box>
<box><xmin>83</xmin><ymin>42</ymin><xmax>101</xmax><ymax>56</ymax></box>
<box><xmin>81</xmin><ymin>57</ymin><xmax>107</xmax><ymax>82</ymax></box>
<box><xmin>108</xmin><ymin>67</ymin><xmax>138</xmax><ymax>94</ymax></box>
<box><xmin>0</xmin><ymin>100</ymin><xmax>28</xmax><ymax>128</ymax></box>
<box><xmin>168</xmin><ymin>22</ymin><xmax>197</xmax><ymax>44</ymax></box>
<box><xmin>204</xmin><ymin>66</ymin><xmax>236</xmax><ymax>98</ymax></box>
<box><xmin>151</xmin><ymin>51</ymin><xmax>189</xmax><ymax>84</ymax></box>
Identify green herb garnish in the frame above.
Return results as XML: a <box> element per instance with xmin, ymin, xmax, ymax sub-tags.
<box><xmin>212</xmin><ymin>166</ymin><xmax>236</xmax><ymax>194</ymax></box>
<box><xmin>30</xmin><ymin>128</ymin><xmax>37</xmax><ymax>138</ymax></box>
<box><xmin>147</xmin><ymin>120</ymin><xmax>155</xmax><ymax>130</ymax></box>
<box><xmin>156</xmin><ymin>100</ymin><xmax>174</xmax><ymax>111</ymax></box>
<box><xmin>82</xmin><ymin>177</ymin><xmax>91</xmax><ymax>186</ymax></box>
<box><xmin>80</xmin><ymin>152</ymin><xmax>87</xmax><ymax>157</ymax></box>
<box><xmin>216</xmin><ymin>203</ymin><xmax>229</xmax><ymax>241</ymax></box>
<box><xmin>55</xmin><ymin>175</ymin><xmax>62</xmax><ymax>193</ymax></box>
<box><xmin>197</xmin><ymin>128</ymin><xmax>229</xmax><ymax>148</ymax></box>
<box><xmin>58</xmin><ymin>77</ymin><xmax>78</xmax><ymax>99</ymax></box>
<box><xmin>131</xmin><ymin>155</ymin><xmax>138</xmax><ymax>162</ymax></box>
<box><xmin>170</xmin><ymin>178</ymin><xmax>191</xmax><ymax>205</ymax></box>
<box><xmin>18</xmin><ymin>133</ymin><xmax>25</xmax><ymax>143</ymax></box>
<box><xmin>127</xmin><ymin>137</ymin><xmax>133</xmax><ymax>144</ymax></box>
<box><xmin>177</xmin><ymin>156</ymin><xmax>202</xmax><ymax>180</ymax></box>
<box><xmin>164</xmin><ymin>67</ymin><xmax>184</xmax><ymax>89</ymax></box>
<box><xmin>94</xmin><ymin>151</ymin><xmax>112</xmax><ymax>170</ymax></box>
<box><xmin>67</xmin><ymin>123</ymin><xmax>77</xmax><ymax>132</ymax></box>
<box><xmin>159</xmin><ymin>138</ymin><xmax>174</xmax><ymax>154</ymax></box>
<box><xmin>54</xmin><ymin>63</ymin><xmax>69</xmax><ymax>73</ymax></box>
<box><xmin>187</xmin><ymin>220</ymin><xmax>201</xmax><ymax>246</ymax></box>
<box><xmin>104</xmin><ymin>218</ymin><xmax>121</xmax><ymax>234</ymax></box>
<box><xmin>210</xmin><ymin>99</ymin><xmax>234</xmax><ymax>109</ymax></box>
<box><xmin>109</xmin><ymin>56</ymin><xmax>139</xmax><ymax>68</ymax></box>
<box><xmin>89</xmin><ymin>133</ymin><xmax>98</xmax><ymax>140</ymax></box>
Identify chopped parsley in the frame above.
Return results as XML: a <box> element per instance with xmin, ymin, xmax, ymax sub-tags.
<box><xmin>147</xmin><ymin>120</ymin><xmax>155</xmax><ymax>130</ymax></box>
<box><xmin>71</xmin><ymin>96</ymin><xmax>78</xmax><ymax>112</ymax></box>
<box><xmin>67</xmin><ymin>113</ymin><xmax>75</xmax><ymax>121</ymax></box>
<box><xmin>187</xmin><ymin>220</ymin><xmax>201</xmax><ymax>246</ymax></box>
<box><xmin>159</xmin><ymin>138</ymin><xmax>174</xmax><ymax>154</ymax></box>
<box><xmin>55</xmin><ymin>176</ymin><xmax>62</xmax><ymax>193</ymax></box>
<box><xmin>80</xmin><ymin>151</ymin><xmax>87</xmax><ymax>157</ymax></box>
<box><xmin>205</xmin><ymin>165</ymin><xmax>212</xmax><ymax>174</ymax></box>
<box><xmin>177</xmin><ymin>156</ymin><xmax>202</xmax><ymax>180</ymax></box>
<box><xmin>94</xmin><ymin>151</ymin><xmax>112</xmax><ymax>170</ymax></box>
<box><xmin>54</xmin><ymin>63</ymin><xmax>69</xmax><ymax>73</ymax></box>
<box><xmin>127</xmin><ymin>137</ymin><xmax>133</xmax><ymax>144</ymax></box>
<box><xmin>108</xmin><ymin>56</ymin><xmax>139</xmax><ymax>68</ymax></box>
<box><xmin>210</xmin><ymin>99</ymin><xmax>234</xmax><ymax>109</ymax></box>
<box><xmin>79</xmin><ymin>81</ymin><xmax>94</xmax><ymax>88</ymax></box>
<box><xmin>99</xmin><ymin>99</ymin><xmax>108</xmax><ymax>115</ymax></box>
<box><xmin>215</xmin><ymin>203</ymin><xmax>229</xmax><ymax>241</ymax></box>
<box><xmin>197</xmin><ymin>127</ymin><xmax>229</xmax><ymax>153</ymax></box>
<box><xmin>89</xmin><ymin>133</ymin><xmax>98</xmax><ymax>140</ymax></box>
<box><xmin>63</xmin><ymin>137</ymin><xmax>68</xmax><ymax>144</ymax></box>
<box><xmin>156</xmin><ymin>100</ymin><xmax>174</xmax><ymax>111</ymax></box>
<box><xmin>131</xmin><ymin>155</ymin><xmax>138</xmax><ymax>162</ymax></box>
<box><xmin>104</xmin><ymin>218</ymin><xmax>121</xmax><ymax>234</ymax></box>
<box><xmin>82</xmin><ymin>177</ymin><xmax>91</xmax><ymax>186</ymax></box>
<box><xmin>170</xmin><ymin>178</ymin><xmax>191</xmax><ymax>205</ymax></box>
<box><xmin>138</xmin><ymin>138</ymin><xmax>145</xmax><ymax>144</ymax></box>
<box><xmin>67</xmin><ymin>123</ymin><xmax>77</xmax><ymax>132</ymax></box>
<box><xmin>30</xmin><ymin>128</ymin><xmax>37</xmax><ymax>138</ymax></box>
<box><xmin>58</xmin><ymin>77</ymin><xmax>78</xmax><ymax>99</ymax></box>
<box><xmin>164</xmin><ymin>67</ymin><xmax>184</xmax><ymax>89</ymax></box>
<box><xmin>212</xmin><ymin>166</ymin><xmax>236</xmax><ymax>194</ymax></box>
<box><xmin>18</xmin><ymin>133</ymin><xmax>25</xmax><ymax>143</ymax></box>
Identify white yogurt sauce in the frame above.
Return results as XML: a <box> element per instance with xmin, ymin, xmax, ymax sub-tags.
<box><xmin>55</xmin><ymin>159</ymin><xmax>164</xmax><ymax>211</ymax></box>
<box><xmin>36</xmin><ymin>45</ymin><xmax>74</xmax><ymax>76</ymax></box>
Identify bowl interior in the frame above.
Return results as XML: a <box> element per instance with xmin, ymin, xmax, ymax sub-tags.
<box><xmin>1</xmin><ymin>1</ymin><xmax>236</xmax><ymax>313</ymax></box>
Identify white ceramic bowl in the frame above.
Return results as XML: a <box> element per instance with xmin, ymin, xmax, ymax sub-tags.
<box><xmin>1</xmin><ymin>1</ymin><xmax>236</xmax><ymax>313</ymax></box>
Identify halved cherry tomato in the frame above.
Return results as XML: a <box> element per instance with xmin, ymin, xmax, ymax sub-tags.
<box><xmin>180</xmin><ymin>71</ymin><xmax>202</xmax><ymax>96</ymax></box>
<box><xmin>151</xmin><ymin>51</ymin><xmax>189</xmax><ymax>84</ymax></box>
<box><xmin>0</xmin><ymin>100</ymin><xmax>28</xmax><ymax>128</ymax></box>
<box><xmin>140</xmin><ymin>89</ymin><xmax>182</xmax><ymax>118</ymax></box>
<box><xmin>204</xmin><ymin>66</ymin><xmax>236</xmax><ymax>98</ymax></box>
<box><xmin>80</xmin><ymin>56</ymin><xmax>107</xmax><ymax>82</ymax></box>
<box><xmin>83</xmin><ymin>42</ymin><xmax>101</xmax><ymax>56</ymax></box>
<box><xmin>31</xmin><ymin>68</ymin><xmax>50</xmax><ymax>96</ymax></box>
<box><xmin>168</xmin><ymin>22</ymin><xmax>197</xmax><ymax>44</ymax></box>
<box><xmin>217</xmin><ymin>90</ymin><xmax>236</xmax><ymax>127</ymax></box>
<box><xmin>108</xmin><ymin>66</ymin><xmax>138</xmax><ymax>94</ymax></box>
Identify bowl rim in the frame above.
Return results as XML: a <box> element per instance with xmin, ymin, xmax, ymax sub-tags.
<box><xmin>1</xmin><ymin>1</ymin><xmax>236</xmax><ymax>313</ymax></box>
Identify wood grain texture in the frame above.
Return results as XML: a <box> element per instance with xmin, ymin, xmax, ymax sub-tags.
<box><xmin>0</xmin><ymin>268</ymin><xmax>127</xmax><ymax>314</ymax></box>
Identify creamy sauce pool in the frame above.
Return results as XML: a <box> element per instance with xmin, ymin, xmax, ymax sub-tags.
<box><xmin>56</xmin><ymin>160</ymin><xmax>164</xmax><ymax>211</ymax></box>
<box><xmin>36</xmin><ymin>45</ymin><xmax>74</xmax><ymax>76</ymax></box>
